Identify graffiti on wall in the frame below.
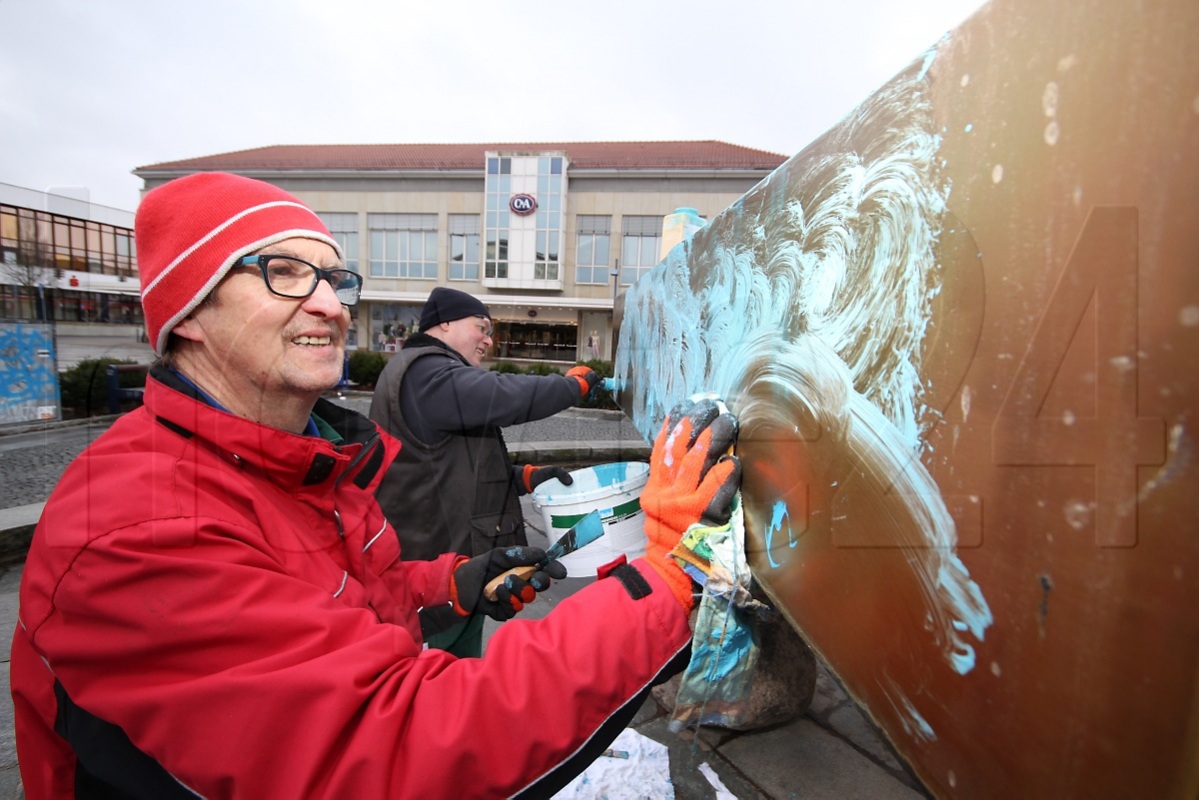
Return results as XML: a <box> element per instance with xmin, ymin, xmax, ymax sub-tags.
<box><xmin>614</xmin><ymin>0</ymin><xmax>1198</xmax><ymax>797</ymax></box>
<box><xmin>0</xmin><ymin>322</ymin><xmax>60</xmax><ymax>425</ymax></box>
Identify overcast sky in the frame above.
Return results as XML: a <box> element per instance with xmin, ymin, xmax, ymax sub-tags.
<box><xmin>0</xmin><ymin>0</ymin><xmax>987</xmax><ymax>212</ymax></box>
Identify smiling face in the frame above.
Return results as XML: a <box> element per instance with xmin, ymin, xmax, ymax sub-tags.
<box><xmin>435</xmin><ymin>314</ymin><xmax>493</xmax><ymax>367</ymax></box>
<box><xmin>170</xmin><ymin>237</ymin><xmax>350</xmax><ymax>432</ymax></box>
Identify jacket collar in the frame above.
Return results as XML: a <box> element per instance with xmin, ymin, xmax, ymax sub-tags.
<box><xmin>146</xmin><ymin>366</ymin><xmax>397</xmax><ymax>493</ymax></box>
<box><xmin>402</xmin><ymin>332</ymin><xmax>469</xmax><ymax>365</ymax></box>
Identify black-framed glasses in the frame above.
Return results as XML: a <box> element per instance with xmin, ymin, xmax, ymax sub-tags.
<box><xmin>235</xmin><ymin>254</ymin><xmax>363</xmax><ymax>307</ymax></box>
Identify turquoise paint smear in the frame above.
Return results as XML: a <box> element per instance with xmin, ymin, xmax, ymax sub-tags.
<box><xmin>614</xmin><ymin>52</ymin><xmax>992</xmax><ymax>678</ymax></box>
<box><xmin>764</xmin><ymin>500</ymin><xmax>797</xmax><ymax>569</ymax></box>
<box><xmin>882</xmin><ymin>676</ymin><xmax>938</xmax><ymax>744</ymax></box>
<box><xmin>591</xmin><ymin>461</ymin><xmax>630</xmax><ymax>487</ymax></box>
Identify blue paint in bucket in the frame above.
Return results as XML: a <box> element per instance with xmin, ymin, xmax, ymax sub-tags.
<box><xmin>532</xmin><ymin>461</ymin><xmax>650</xmax><ymax>576</ymax></box>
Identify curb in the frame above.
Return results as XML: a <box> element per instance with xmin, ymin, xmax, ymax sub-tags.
<box><xmin>0</xmin><ymin>504</ymin><xmax>41</xmax><ymax>567</ymax></box>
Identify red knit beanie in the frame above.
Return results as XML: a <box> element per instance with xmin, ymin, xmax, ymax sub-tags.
<box><xmin>135</xmin><ymin>172</ymin><xmax>341</xmax><ymax>354</ymax></box>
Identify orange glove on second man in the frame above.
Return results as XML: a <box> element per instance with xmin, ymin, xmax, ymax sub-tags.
<box><xmin>638</xmin><ymin>396</ymin><xmax>741</xmax><ymax>610</ymax></box>
<box><xmin>566</xmin><ymin>365</ymin><xmax>601</xmax><ymax>398</ymax></box>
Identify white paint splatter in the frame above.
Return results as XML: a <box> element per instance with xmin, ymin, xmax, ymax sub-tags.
<box><xmin>1062</xmin><ymin>409</ymin><xmax>1076</xmax><ymax>426</ymax></box>
<box><xmin>881</xmin><ymin>676</ymin><xmax>938</xmax><ymax>744</ymax></box>
<box><xmin>1135</xmin><ymin>423</ymin><xmax>1191</xmax><ymax>506</ymax></box>
<box><xmin>960</xmin><ymin>74</ymin><xmax>970</xmax><ymax>87</ymax></box>
<box><xmin>990</xmin><ymin>661</ymin><xmax>1002</xmax><ymax>677</ymax></box>
<box><xmin>1065</xmin><ymin>500</ymin><xmax>1093</xmax><ymax>531</ymax></box>
<box><xmin>1045</xmin><ymin>120</ymin><xmax>1060</xmax><ymax>146</ymax></box>
<box><xmin>1109</xmin><ymin>355</ymin><xmax>1135</xmax><ymax>372</ymax></box>
<box><xmin>1073</xmin><ymin>186</ymin><xmax>1084</xmax><ymax>206</ymax></box>
<box><xmin>960</xmin><ymin>385</ymin><xmax>973</xmax><ymax>423</ymax></box>
<box><xmin>1043</xmin><ymin>82</ymin><xmax>1060</xmax><ymax>117</ymax></box>
<box><xmin>1179</xmin><ymin>305</ymin><xmax>1199</xmax><ymax>326</ymax></box>
<box><xmin>1058</xmin><ymin>54</ymin><xmax>1078</xmax><ymax>71</ymax></box>
<box><xmin>991</xmin><ymin>164</ymin><xmax>1004</xmax><ymax>183</ymax></box>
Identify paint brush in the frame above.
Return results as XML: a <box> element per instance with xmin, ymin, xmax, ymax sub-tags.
<box><xmin>483</xmin><ymin>510</ymin><xmax>605</xmax><ymax>600</ymax></box>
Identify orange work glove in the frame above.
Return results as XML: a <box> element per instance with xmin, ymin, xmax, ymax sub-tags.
<box><xmin>566</xmin><ymin>365</ymin><xmax>601</xmax><ymax>398</ymax></box>
<box><xmin>639</xmin><ymin>396</ymin><xmax>741</xmax><ymax>610</ymax></box>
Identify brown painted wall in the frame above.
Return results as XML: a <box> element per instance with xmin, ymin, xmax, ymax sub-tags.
<box><xmin>614</xmin><ymin>0</ymin><xmax>1199</xmax><ymax>796</ymax></box>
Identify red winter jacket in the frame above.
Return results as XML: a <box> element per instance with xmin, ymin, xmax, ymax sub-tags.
<box><xmin>11</xmin><ymin>371</ymin><xmax>690</xmax><ymax>799</ymax></box>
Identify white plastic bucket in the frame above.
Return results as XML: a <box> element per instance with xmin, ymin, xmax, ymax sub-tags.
<box><xmin>531</xmin><ymin>461</ymin><xmax>650</xmax><ymax>577</ymax></box>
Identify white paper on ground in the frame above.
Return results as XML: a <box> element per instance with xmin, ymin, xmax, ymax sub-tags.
<box><xmin>698</xmin><ymin>762</ymin><xmax>737</xmax><ymax>799</ymax></box>
<box><xmin>551</xmin><ymin>728</ymin><xmax>673</xmax><ymax>799</ymax></box>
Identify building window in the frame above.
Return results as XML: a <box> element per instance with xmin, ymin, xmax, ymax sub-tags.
<box><xmin>115</xmin><ymin>229</ymin><xmax>133</xmax><ymax>277</ymax></box>
<box><xmin>534</xmin><ymin>156</ymin><xmax>563</xmax><ymax>280</ymax></box>
<box><xmin>368</xmin><ymin>214</ymin><xmax>438</xmax><ymax>279</ymax></box>
<box><xmin>575</xmin><ymin>215</ymin><xmax>611</xmax><ymax>285</ymax></box>
<box><xmin>620</xmin><ymin>215</ymin><xmax>663</xmax><ymax>286</ymax></box>
<box><xmin>484</xmin><ymin>157</ymin><xmax>510</xmax><ymax>279</ymax></box>
<box><xmin>448</xmin><ymin>214</ymin><xmax>480</xmax><ymax>281</ymax></box>
<box><xmin>319</xmin><ymin>212</ymin><xmax>359</xmax><ymax>272</ymax></box>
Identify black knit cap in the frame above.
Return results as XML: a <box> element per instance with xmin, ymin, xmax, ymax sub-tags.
<box><xmin>419</xmin><ymin>287</ymin><xmax>491</xmax><ymax>331</ymax></box>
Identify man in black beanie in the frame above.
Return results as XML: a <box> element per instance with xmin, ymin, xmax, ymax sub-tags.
<box><xmin>370</xmin><ymin>287</ymin><xmax>600</xmax><ymax>656</ymax></box>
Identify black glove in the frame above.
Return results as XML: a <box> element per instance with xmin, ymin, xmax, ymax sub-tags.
<box><xmin>520</xmin><ymin>464</ymin><xmax>573</xmax><ymax>495</ymax></box>
<box><xmin>566</xmin><ymin>366</ymin><xmax>601</xmax><ymax>398</ymax></box>
<box><xmin>450</xmin><ymin>546</ymin><xmax>568</xmax><ymax>621</ymax></box>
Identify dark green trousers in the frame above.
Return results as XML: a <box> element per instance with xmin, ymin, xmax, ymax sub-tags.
<box><xmin>424</xmin><ymin>613</ymin><xmax>485</xmax><ymax>658</ymax></box>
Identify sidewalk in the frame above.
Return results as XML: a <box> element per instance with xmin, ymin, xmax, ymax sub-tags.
<box><xmin>0</xmin><ymin>398</ymin><xmax>929</xmax><ymax>798</ymax></box>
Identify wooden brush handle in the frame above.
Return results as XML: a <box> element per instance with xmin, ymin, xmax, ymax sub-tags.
<box><xmin>483</xmin><ymin>564</ymin><xmax>538</xmax><ymax>601</ymax></box>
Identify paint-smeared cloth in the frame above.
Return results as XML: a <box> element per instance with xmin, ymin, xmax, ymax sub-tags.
<box><xmin>666</xmin><ymin>493</ymin><xmax>773</xmax><ymax>731</ymax></box>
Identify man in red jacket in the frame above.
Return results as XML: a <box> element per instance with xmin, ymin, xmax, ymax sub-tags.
<box><xmin>10</xmin><ymin>172</ymin><xmax>741</xmax><ymax>799</ymax></box>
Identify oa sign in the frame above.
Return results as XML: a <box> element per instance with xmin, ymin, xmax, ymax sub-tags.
<box><xmin>509</xmin><ymin>194</ymin><xmax>537</xmax><ymax>216</ymax></box>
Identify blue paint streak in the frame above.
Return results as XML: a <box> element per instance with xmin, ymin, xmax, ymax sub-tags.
<box><xmin>613</xmin><ymin>58</ymin><xmax>995</xmax><ymax>677</ymax></box>
<box><xmin>916</xmin><ymin>47</ymin><xmax>937</xmax><ymax>81</ymax></box>
<box><xmin>591</xmin><ymin>461</ymin><xmax>629</xmax><ymax>487</ymax></box>
<box><xmin>692</xmin><ymin>610</ymin><xmax>755</xmax><ymax>682</ymax></box>
<box><xmin>764</xmin><ymin>500</ymin><xmax>796</xmax><ymax>569</ymax></box>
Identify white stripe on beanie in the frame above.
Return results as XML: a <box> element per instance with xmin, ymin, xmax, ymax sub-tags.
<box><xmin>141</xmin><ymin>200</ymin><xmax>320</xmax><ymax>301</ymax></box>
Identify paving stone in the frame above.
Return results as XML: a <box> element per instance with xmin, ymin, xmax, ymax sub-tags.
<box><xmin>718</xmin><ymin>717</ymin><xmax>926</xmax><ymax>800</ymax></box>
<box><xmin>828</xmin><ymin>704</ymin><xmax>905</xmax><ymax>772</ymax></box>
<box><xmin>807</xmin><ymin>660</ymin><xmax>850</xmax><ymax>719</ymax></box>
<box><xmin>635</xmin><ymin>716</ymin><xmax>767</xmax><ymax>800</ymax></box>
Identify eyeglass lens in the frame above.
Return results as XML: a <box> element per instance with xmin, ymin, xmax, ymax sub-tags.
<box><xmin>261</xmin><ymin>256</ymin><xmax>361</xmax><ymax>305</ymax></box>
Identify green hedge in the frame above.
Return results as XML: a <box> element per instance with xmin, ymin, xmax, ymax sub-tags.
<box><xmin>348</xmin><ymin>350</ymin><xmax>387</xmax><ymax>388</ymax></box>
<box><xmin>59</xmin><ymin>357</ymin><xmax>145</xmax><ymax>416</ymax></box>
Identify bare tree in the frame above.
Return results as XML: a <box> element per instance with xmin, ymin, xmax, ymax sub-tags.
<box><xmin>1</xmin><ymin>211</ymin><xmax>56</xmax><ymax>290</ymax></box>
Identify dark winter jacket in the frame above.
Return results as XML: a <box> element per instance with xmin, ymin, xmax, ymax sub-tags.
<box><xmin>370</xmin><ymin>333</ymin><xmax>581</xmax><ymax>561</ymax></box>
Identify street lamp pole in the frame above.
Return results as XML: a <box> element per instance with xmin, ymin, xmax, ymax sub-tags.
<box><xmin>610</xmin><ymin>258</ymin><xmax>620</xmax><ymax>308</ymax></box>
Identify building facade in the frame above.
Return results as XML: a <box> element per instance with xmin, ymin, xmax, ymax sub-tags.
<box><xmin>0</xmin><ymin>182</ymin><xmax>140</xmax><ymax>328</ymax></box>
<box><xmin>134</xmin><ymin>141</ymin><xmax>786</xmax><ymax>363</ymax></box>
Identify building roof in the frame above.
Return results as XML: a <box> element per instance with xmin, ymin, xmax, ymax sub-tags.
<box><xmin>134</xmin><ymin>141</ymin><xmax>788</xmax><ymax>173</ymax></box>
